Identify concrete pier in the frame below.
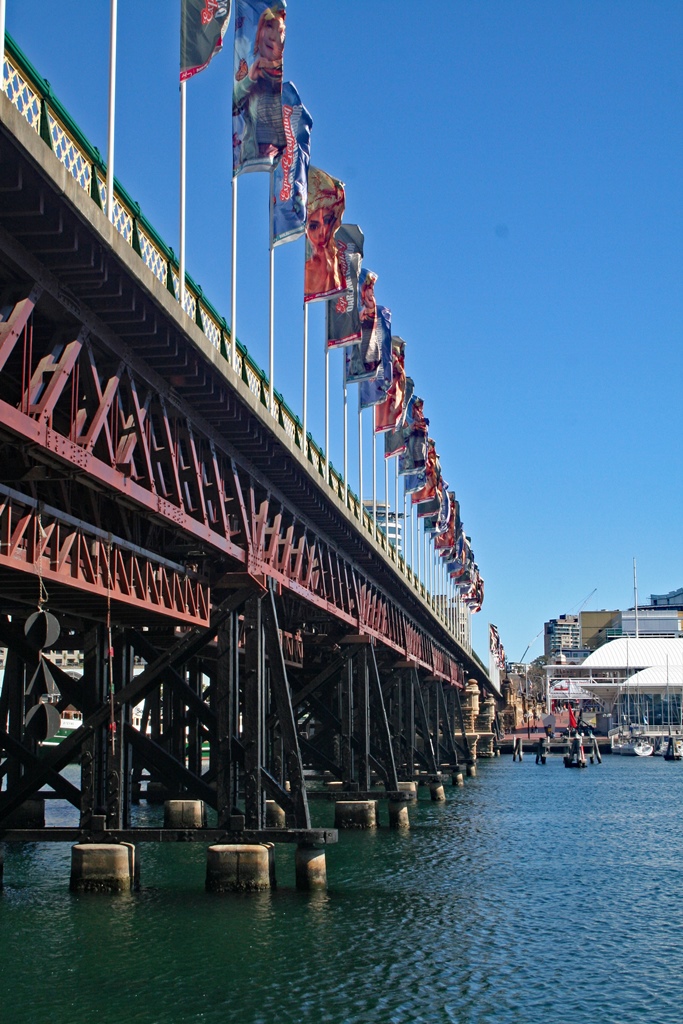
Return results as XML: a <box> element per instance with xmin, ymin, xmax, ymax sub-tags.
<box><xmin>265</xmin><ymin>800</ymin><xmax>286</xmax><ymax>828</ymax></box>
<box><xmin>388</xmin><ymin>799</ymin><xmax>410</xmax><ymax>828</ymax></box>
<box><xmin>334</xmin><ymin>800</ymin><xmax>378</xmax><ymax>829</ymax></box>
<box><xmin>397</xmin><ymin>781</ymin><xmax>418</xmax><ymax>800</ymax></box>
<box><xmin>295</xmin><ymin>845</ymin><xmax>327</xmax><ymax>890</ymax></box>
<box><xmin>452</xmin><ymin>771</ymin><xmax>465</xmax><ymax>787</ymax></box>
<box><xmin>70</xmin><ymin>843</ymin><xmax>133</xmax><ymax>892</ymax></box>
<box><xmin>4</xmin><ymin>798</ymin><xmax>45</xmax><ymax>828</ymax></box>
<box><xmin>429</xmin><ymin>781</ymin><xmax>446</xmax><ymax>802</ymax></box>
<box><xmin>205</xmin><ymin>844</ymin><xmax>274</xmax><ymax>892</ymax></box>
<box><xmin>163</xmin><ymin>800</ymin><xmax>205</xmax><ymax>828</ymax></box>
<box><xmin>145</xmin><ymin>782</ymin><xmax>168</xmax><ymax>804</ymax></box>
<box><xmin>466</xmin><ymin>763</ymin><xmax>477</xmax><ymax>777</ymax></box>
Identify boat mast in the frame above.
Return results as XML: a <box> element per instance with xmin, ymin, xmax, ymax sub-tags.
<box><xmin>633</xmin><ymin>557</ymin><xmax>639</xmax><ymax>639</ymax></box>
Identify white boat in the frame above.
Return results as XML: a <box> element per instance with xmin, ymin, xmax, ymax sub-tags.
<box><xmin>40</xmin><ymin>708</ymin><xmax>83</xmax><ymax>747</ymax></box>
<box><xmin>611</xmin><ymin>734</ymin><xmax>653</xmax><ymax>756</ymax></box>
<box><xmin>652</xmin><ymin>736</ymin><xmax>683</xmax><ymax>760</ymax></box>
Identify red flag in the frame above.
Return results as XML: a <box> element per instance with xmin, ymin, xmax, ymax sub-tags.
<box><xmin>568</xmin><ymin>706</ymin><xmax>577</xmax><ymax>729</ymax></box>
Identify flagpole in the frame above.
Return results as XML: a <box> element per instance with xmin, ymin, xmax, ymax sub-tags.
<box><xmin>384</xmin><ymin>450</ymin><xmax>389</xmax><ymax>546</ymax></box>
<box><xmin>179</xmin><ymin>78</ymin><xmax>187</xmax><ymax>307</ymax></box>
<box><xmin>0</xmin><ymin>1</ymin><xmax>6</xmax><ymax>93</ymax></box>
<box><xmin>403</xmin><ymin>486</ymin><xmax>408</xmax><ymax>565</ymax></box>
<box><xmin>358</xmin><ymin>393</ymin><xmax>363</xmax><ymax>521</ymax></box>
<box><xmin>231</xmin><ymin>174</ymin><xmax>238</xmax><ymax>371</ymax></box>
<box><xmin>394</xmin><ymin>458</ymin><xmax>399</xmax><ymax>556</ymax></box>
<box><xmin>106</xmin><ymin>0</ymin><xmax>118</xmax><ymax>223</ymax></box>
<box><xmin>343</xmin><ymin>362</ymin><xmax>348</xmax><ymax>506</ymax></box>
<box><xmin>324</xmin><ymin>345</ymin><xmax>329</xmax><ymax>484</ymax></box>
<box><xmin>372</xmin><ymin>424</ymin><xmax>377</xmax><ymax>540</ymax></box>
<box><xmin>302</xmin><ymin>302</ymin><xmax>309</xmax><ymax>458</ymax></box>
<box><xmin>269</xmin><ymin>167</ymin><xmax>275</xmax><ymax>418</ymax></box>
<box><xmin>415</xmin><ymin>505</ymin><xmax>420</xmax><ymax>584</ymax></box>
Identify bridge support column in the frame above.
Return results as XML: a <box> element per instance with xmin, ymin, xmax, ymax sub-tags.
<box><xmin>295</xmin><ymin>844</ymin><xmax>327</xmax><ymax>890</ymax></box>
<box><xmin>265</xmin><ymin>800</ymin><xmax>286</xmax><ymax>828</ymax></box>
<box><xmin>243</xmin><ymin>596</ymin><xmax>265</xmax><ymax>830</ymax></box>
<box><xmin>388</xmin><ymin>798</ymin><xmax>410</xmax><ymax>828</ymax></box>
<box><xmin>334</xmin><ymin>800</ymin><xmax>377</xmax><ymax>829</ymax></box>
<box><xmin>164</xmin><ymin>800</ymin><xmax>205</xmax><ymax>828</ymax></box>
<box><xmin>397</xmin><ymin>780</ymin><xmax>417</xmax><ymax>800</ymax></box>
<box><xmin>3</xmin><ymin>797</ymin><xmax>45</xmax><ymax>828</ymax></box>
<box><xmin>70</xmin><ymin>843</ymin><xmax>134</xmax><ymax>893</ymax></box>
<box><xmin>452</xmin><ymin>771</ymin><xmax>465</xmax><ymax>787</ymax></box>
<box><xmin>429</xmin><ymin>781</ymin><xmax>446</xmax><ymax>802</ymax></box>
<box><xmin>205</xmin><ymin>844</ymin><xmax>274</xmax><ymax>892</ymax></box>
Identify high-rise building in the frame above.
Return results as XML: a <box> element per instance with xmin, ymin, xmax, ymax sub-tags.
<box><xmin>544</xmin><ymin>614</ymin><xmax>580</xmax><ymax>659</ymax></box>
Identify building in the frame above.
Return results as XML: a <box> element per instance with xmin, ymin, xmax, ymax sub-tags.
<box><xmin>545</xmin><ymin>636</ymin><xmax>683</xmax><ymax>734</ymax></box>
<box><xmin>362</xmin><ymin>501</ymin><xmax>403</xmax><ymax>548</ymax></box>
<box><xmin>579</xmin><ymin>610</ymin><xmax>620</xmax><ymax>650</ymax></box>
<box><xmin>651</xmin><ymin>588</ymin><xmax>683</xmax><ymax>608</ymax></box>
<box><xmin>544</xmin><ymin>614</ymin><xmax>580</xmax><ymax>659</ymax></box>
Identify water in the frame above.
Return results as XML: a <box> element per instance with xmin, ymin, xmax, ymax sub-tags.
<box><xmin>2</xmin><ymin>755</ymin><xmax>683</xmax><ymax>1024</ymax></box>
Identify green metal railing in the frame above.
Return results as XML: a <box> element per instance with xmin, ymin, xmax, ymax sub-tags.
<box><xmin>1</xmin><ymin>33</ymin><xmax>470</xmax><ymax>649</ymax></box>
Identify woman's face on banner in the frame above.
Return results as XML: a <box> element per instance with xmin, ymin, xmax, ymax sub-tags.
<box><xmin>258</xmin><ymin>15</ymin><xmax>285</xmax><ymax>61</ymax></box>
<box><xmin>307</xmin><ymin>209</ymin><xmax>336</xmax><ymax>250</ymax></box>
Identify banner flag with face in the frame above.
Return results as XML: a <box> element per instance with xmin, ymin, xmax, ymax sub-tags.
<box><xmin>233</xmin><ymin>1</ymin><xmax>287</xmax><ymax>175</ymax></box>
<box><xmin>412</xmin><ymin>439</ymin><xmax>440</xmax><ymax>506</ymax></box>
<box><xmin>326</xmin><ymin>225</ymin><xmax>364</xmax><ymax>347</ymax></box>
<box><xmin>344</xmin><ymin>270</ymin><xmax>385</xmax><ymax>381</ymax></box>
<box><xmin>375</xmin><ymin>337</ymin><xmax>406</xmax><ymax>432</ymax></box>
<box><xmin>303</xmin><ymin>167</ymin><xmax>347</xmax><ymax>301</ymax></box>
<box><xmin>435</xmin><ymin>491</ymin><xmax>458</xmax><ymax>554</ymax></box>
<box><xmin>384</xmin><ymin>375</ymin><xmax>414</xmax><ymax>458</ymax></box>
<box><xmin>272</xmin><ymin>82</ymin><xmax>312</xmax><ymax>245</ymax></box>
<box><xmin>346</xmin><ymin>301</ymin><xmax>391</xmax><ymax>384</ymax></box>
<box><xmin>360</xmin><ymin>317</ymin><xmax>394</xmax><ymax>408</ymax></box>
<box><xmin>398</xmin><ymin>395</ymin><xmax>428</xmax><ymax>475</ymax></box>
<box><xmin>181</xmin><ymin>0</ymin><xmax>232</xmax><ymax>80</ymax></box>
<box><xmin>429</xmin><ymin>482</ymin><xmax>450</xmax><ymax>535</ymax></box>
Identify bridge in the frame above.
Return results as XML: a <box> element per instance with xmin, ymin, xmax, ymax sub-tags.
<box><xmin>0</xmin><ymin>37</ymin><xmax>499</xmax><ymax>870</ymax></box>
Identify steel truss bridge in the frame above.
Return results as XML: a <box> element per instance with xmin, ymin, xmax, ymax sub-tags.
<box><xmin>0</xmin><ymin>39</ymin><xmax>497</xmax><ymax>851</ymax></box>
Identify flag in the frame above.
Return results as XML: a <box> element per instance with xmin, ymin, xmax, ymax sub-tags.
<box><xmin>304</xmin><ymin>167</ymin><xmax>346</xmax><ymax>302</ymax></box>
<box><xmin>181</xmin><ymin>0</ymin><xmax>232</xmax><ymax>81</ymax></box>
<box><xmin>360</xmin><ymin>316</ymin><xmax>394</xmax><ymax>408</ymax></box>
<box><xmin>568</xmin><ymin>706</ymin><xmax>577</xmax><ymax>729</ymax></box>
<box><xmin>345</xmin><ymin>293</ymin><xmax>390</xmax><ymax>383</ymax></box>
<box><xmin>435</xmin><ymin>492</ymin><xmax>458</xmax><ymax>554</ymax></box>
<box><xmin>431</xmin><ymin>482</ymin><xmax>450</xmax><ymax>535</ymax></box>
<box><xmin>375</xmin><ymin>337</ymin><xmax>406</xmax><ymax>432</ymax></box>
<box><xmin>272</xmin><ymin>82</ymin><xmax>312</xmax><ymax>245</ymax></box>
<box><xmin>384</xmin><ymin>375</ymin><xmax>414</xmax><ymax>458</ymax></box>
<box><xmin>411</xmin><ymin>439</ymin><xmax>439</xmax><ymax>505</ymax></box>
<box><xmin>398</xmin><ymin>395</ymin><xmax>428</xmax><ymax>475</ymax></box>
<box><xmin>326</xmin><ymin>225</ymin><xmax>364</xmax><ymax>347</ymax></box>
<box><xmin>233</xmin><ymin>1</ymin><xmax>287</xmax><ymax>175</ymax></box>
<box><xmin>403</xmin><ymin>469</ymin><xmax>427</xmax><ymax>494</ymax></box>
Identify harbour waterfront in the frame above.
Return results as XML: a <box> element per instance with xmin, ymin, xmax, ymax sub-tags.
<box><xmin>3</xmin><ymin>757</ymin><xmax>683</xmax><ymax>1024</ymax></box>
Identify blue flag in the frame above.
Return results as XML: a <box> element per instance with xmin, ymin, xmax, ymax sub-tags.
<box><xmin>272</xmin><ymin>82</ymin><xmax>312</xmax><ymax>246</ymax></box>
<box><xmin>360</xmin><ymin>320</ymin><xmax>393</xmax><ymax>408</ymax></box>
<box><xmin>233</xmin><ymin>1</ymin><xmax>287</xmax><ymax>175</ymax></box>
<box><xmin>345</xmin><ymin>273</ymin><xmax>390</xmax><ymax>383</ymax></box>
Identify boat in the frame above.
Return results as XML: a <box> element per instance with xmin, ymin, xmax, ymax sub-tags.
<box><xmin>40</xmin><ymin>708</ymin><xmax>83</xmax><ymax>748</ymax></box>
<box><xmin>652</xmin><ymin>736</ymin><xmax>683</xmax><ymax>760</ymax></box>
<box><xmin>610</xmin><ymin>733</ymin><xmax>653</xmax><ymax>756</ymax></box>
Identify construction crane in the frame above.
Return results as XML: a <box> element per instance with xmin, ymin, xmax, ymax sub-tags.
<box><xmin>569</xmin><ymin>588</ymin><xmax>597</xmax><ymax>615</ymax></box>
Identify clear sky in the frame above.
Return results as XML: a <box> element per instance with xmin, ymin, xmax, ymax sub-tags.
<box><xmin>6</xmin><ymin>1</ymin><xmax>682</xmax><ymax>666</ymax></box>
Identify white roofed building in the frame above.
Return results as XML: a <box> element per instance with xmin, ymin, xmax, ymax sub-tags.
<box><xmin>546</xmin><ymin>637</ymin><xmax>683</xmax><ymax>733</ymax></box>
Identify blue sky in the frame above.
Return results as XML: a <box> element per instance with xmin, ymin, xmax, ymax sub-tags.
<box><xmin>6</xmin><ymin>1</ymin><xmax>682</xmax><ymax>665</ymax></box>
